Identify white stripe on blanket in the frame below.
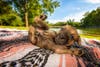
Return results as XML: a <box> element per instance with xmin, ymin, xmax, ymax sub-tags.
<box><xmin>0</xmin><ymin>45</ymin><xmax>38</xmax><ymax>63</ymax></box>
<box><xmin>45</xmin><ymin>54</ymin><xmax>61</xmax><ymax>67</ymax></box>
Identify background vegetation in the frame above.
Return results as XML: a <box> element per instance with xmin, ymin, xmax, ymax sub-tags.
<box><xmin>0</xmin><ymin>0</ymin><xmax>60</xmax><ymax>27</ymax></box>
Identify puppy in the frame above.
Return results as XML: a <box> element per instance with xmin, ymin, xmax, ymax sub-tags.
<box><xmin>28</xmin><ymin>15</ymin><xmax>83</xmax><ymax>56</ymax></box>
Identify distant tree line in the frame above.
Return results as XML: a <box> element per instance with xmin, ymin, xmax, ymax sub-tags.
<box><xmin>48</xmin><ymin>19</ymin><xmax>81</xmax><ymax>28</ymax></box>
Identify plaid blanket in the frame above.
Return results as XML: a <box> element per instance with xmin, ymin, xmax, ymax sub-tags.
<box><xmin>0</xmin><ymin>29</ymin><xmax>100</xmax><ymax>67</ymax></box>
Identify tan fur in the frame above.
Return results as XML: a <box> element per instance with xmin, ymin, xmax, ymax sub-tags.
<box><xmin>60</xmin><ymin>25</ymin><xmax>81</xmax><ymax>46</ymax></box>
<box><xmin>33</xmin><ymin>14</ymin><xmax>49</xmax><ymax>30</ymax></box>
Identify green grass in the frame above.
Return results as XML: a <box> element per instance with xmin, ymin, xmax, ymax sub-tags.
<box><xmin>79</xmin><ymin>28</ymin><xmax>100</xmax><ymax>40</ymax></box>
<box><xmin>80</xmin><ymin>28</ymin><xmax>100</xmax><ymax>35</ymax></box>
<box><xmin>0</xmin><ymin>26</ymin><xmax>28</xmax><ymax>30</ymax></box>
<box><xmin>80</xmin><ymin>34</ymin><xmax>100</xmax><ymax>40</ymax></box>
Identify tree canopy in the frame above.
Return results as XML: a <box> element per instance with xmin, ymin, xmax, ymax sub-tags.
<box><xmin>0</xmin><ymin>0</ymin><xmax>60</xmax><ymax>27</ymax></box>
<box><xmin>0</xmin><ymin>0</ymin><xmax>23</xmax><ymax>26</ymax></box>
<box><xmin>81</xmin><ymin>7</ymin><xmax>100</xmax><ymax>28</ymax></box>
<box><xmin>5</xmin><ymin>0</ymin><xmax>60</xmax><ymax>27</ymax></box>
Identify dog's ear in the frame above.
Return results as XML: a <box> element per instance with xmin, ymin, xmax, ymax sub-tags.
<box><xmin>40</xmin><ymin>14</ymin><xmax>47</xmax><ymax>20</ymax></box>
<box><xmin>32</xmin><ymin>14</ymin><xmax>49</xmax><ymax>30</ymax></box>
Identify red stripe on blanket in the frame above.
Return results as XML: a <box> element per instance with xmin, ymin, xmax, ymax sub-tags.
<box><xmin>65</xmin><ymin>54</ymin><xmax>78</xmax><ymax>67</ymax></box>
<box><xmin>92</xmin><ymin>47</ymin><xmax>100</xmax><ymax>59</ymax></box>
<box><xmin>0</xmin><ymin>44</ymin><xmax>33</xmax><ymax>59</ymax></box>
<box><xmin>59</xmin><ymin>55</ymin><xmax>63</xmax><ymax>67</ymax></box>
<box><xmin>78</xmin><ymin>57</ymin><xmax>86</xmax><ymax>67</ymax></box>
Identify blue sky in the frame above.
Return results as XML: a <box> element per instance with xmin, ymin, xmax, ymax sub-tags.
<box><xmin>47</xmin><ymin>0</ymin><xmax>100</xmax><ymax>23</ymax></box>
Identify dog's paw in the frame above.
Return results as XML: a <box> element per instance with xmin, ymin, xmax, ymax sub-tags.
<box><xmin>71</xmin><ymin>48</ymin><xmax>84</xmax><ymax>56</ymax></box>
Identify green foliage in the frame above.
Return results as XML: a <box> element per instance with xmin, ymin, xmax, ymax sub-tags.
<box><xmin>67</xmin><ymin>19</ymin><xmax>74</xmax><ymax>26</ymax></box>
<box><xmin>42</xmin><ymin>0</ymin><xmax>60</xmax><ymax>14</ymax></box>
<box><xmin>67</xmin><ymin>19</ymin><xmax>81</xmax><ymax>27</ymax></box>
<box><xmin>53</xmin><ymin>22</ymin><xmax>67</xmax><ymax>26</ymax></box>
<box><xmin>0</xmin><ymin>13</ymin><xmax>24</xmax><ymax>26</ymax></box>
<box><xmin>81</xmin><ymin>7</ymin><xmax>100</xmax><ymax>27</ymax></box>
<box><xmin>9</xmin><ymin>14</ymin><xmax>24</xmax><ymax>26</ymax></box>
<box><xmin>48</xmin><ymin>20</ymin><xmax>81</xmax><ymax>28</ymax></box>
<box><xmin>0</xmin><ymin>0</ymin><xmax>23</xmax><ymax>26</ymax></box>
<box><xmin>0</xmin><ymin>0</ymin><xmax>12</xmax><ymax>15</ymax></box>
<box><xmin>0</xmin><ymin>0</ymin><xmax>60</xmax><ymax>27</ymax></box>
<box><xmin>6</xmin><ymin>0</ymin><xmax>60</xmax><ymax>27</ymax></box>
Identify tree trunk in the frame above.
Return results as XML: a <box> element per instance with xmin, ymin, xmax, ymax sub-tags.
<box><xmin>25</xmin><ymin>12</ymin><xmax>28</xmax><ymax>28</ymax></box>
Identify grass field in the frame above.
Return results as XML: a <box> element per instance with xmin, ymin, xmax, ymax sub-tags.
<box><xmin>80</xmin><ymin>34</ymin><xmax>100</xmax><ymax>40</ymax></box>
<box><xmin>0</xmin><ymin>26</ymin><xmax>28</xmax><ymax>30</ymax></box>
<box><xmin>79</xmin><ymin>28</ymin><xmax>100</xmax><ymax>40</ymax></box>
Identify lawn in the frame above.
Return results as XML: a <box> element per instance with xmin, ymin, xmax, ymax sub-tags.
<box><xmin>0</xmin><ymin>26</ymin><xmax>28</xmax><ymax>30</ymax></box>
<box><xmin>79</xmin><ymin>28</ymin><xmax>100</xmax><ymax>40</ymax></box>
<box><xmin>80</xmin><ymin>34</ymin><xmax>100</xmax><ymax>40</ymax></box>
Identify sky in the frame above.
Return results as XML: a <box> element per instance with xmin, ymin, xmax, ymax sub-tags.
<box><xmin>47</xmin><ymin>0</ymin><xmax>100</xmax><ymax>23</ymax></box>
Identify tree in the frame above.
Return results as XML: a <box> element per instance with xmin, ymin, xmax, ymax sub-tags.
<box><xmin>0</xmin><ymin>0</ymin><xmax>23</xmax><ymax>26</ymax></box>
<box><xmin>83</xmin><ymin>11</ymin><xmax>90</xmax><ymax>17</ymax></box>
<box><xmin>6</xmin><ymin>0</ymin><xmax>60</xmax><ymax>27</ymax></box>
<box><xmin>66</xmin><ymin>19</ymin><xmax>74</xmax><ymax>26</ymax></box>
<box><xmin>0</xmin><ymin>0</ymin><xmax>12</xmax><ymax>15</ymax></box>
<box><xmin>81</xmin><ymin>7</ymin><xmax>100</xmax><ymax>28</ymax></box>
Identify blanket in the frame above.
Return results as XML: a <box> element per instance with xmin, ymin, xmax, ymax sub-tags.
<box><xmin>0</xmin><ymin>29</ymin><xmax>100</xmax><ymax>67</ymax></box>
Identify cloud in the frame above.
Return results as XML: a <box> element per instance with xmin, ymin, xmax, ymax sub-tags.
<box><xmin>85</xmin><ymin>0</ymin><xmax>100</xmax><ymax>4</ymax></box>
<box><xmin>47</xmin><ymin>11</ymin><xmax>85</xmax><ymax>23</ymax></box>
<box><xmin>64</xmin><ymin>11</ymin><xmax>85</xmax><ymax>22</ymax></box>
<box><xmin>47</xmin><ymin>19</ymin><xmax>66</xmax><ymax>23</ymax></box>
